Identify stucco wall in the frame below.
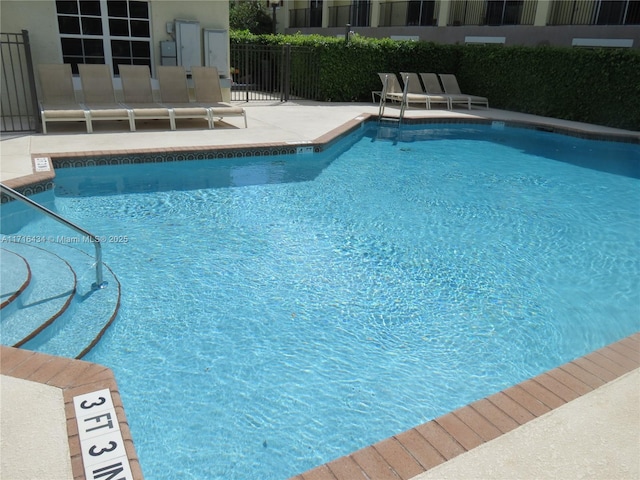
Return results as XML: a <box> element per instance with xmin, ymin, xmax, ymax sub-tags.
<box><xmin>0</xmin><ymin>0</ymin><xmax>229</xmax><ymax>70</ymax></box>
<box><xmin>150</xmin><ymin>0</ymin><xmax>229</xmax><ymax>68</ymax></box>
<box><xmin>287</xmin><ymin>24</ymin><xmax>640</xmax><ymax>48</ymax></box>
<box><xmin>1</xmin><ymin>1</ymin><xmax>62</xmax><ymax>68</ymax></box>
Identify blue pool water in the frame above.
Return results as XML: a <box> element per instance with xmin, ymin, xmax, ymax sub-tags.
<box><xmin>4</xmin><ymin>123</ymin><xmax>640</xmax><ymax>479</ymax></box>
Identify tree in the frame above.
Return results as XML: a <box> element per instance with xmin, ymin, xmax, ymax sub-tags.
<box><xmin>229</xmin><ymin>1</ymin><xmax>273</xmax><ymax>34</ymax></box>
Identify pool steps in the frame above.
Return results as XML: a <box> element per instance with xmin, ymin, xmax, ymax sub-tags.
<box><xmin>0</xmin><ymin>249</ymin><xmax>31</xmax><ymax>309</ymax></box>
<box><xmin>0</xmin><ymin>242</ymin><xmax>120</xmax><ymax>358</ymax></box>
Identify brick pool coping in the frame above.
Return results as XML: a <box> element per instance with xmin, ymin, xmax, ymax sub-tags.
<box><xmin>1</xmin><ymin>334</ymin><xmax>637</xmax><ymax>480</ymax></box>
<box><xmin>0</xmin><ymin>345</ymin><xmax>144</xmax><ymax>480</ymax></box>
<box><xmin>291</xmin><ymin>333</ymin><xmax>639</xmax><ymax>480</ymax></box>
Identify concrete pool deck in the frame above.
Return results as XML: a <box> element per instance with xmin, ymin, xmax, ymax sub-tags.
<box><xmin>1</xmin><ymin>101</ymin><xmax>639</xmax><ymax>479</ymax></box>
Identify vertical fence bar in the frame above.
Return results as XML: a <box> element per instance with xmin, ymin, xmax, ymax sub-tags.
<box><xmin>23</xmin><ymin>30</ymin><xmax>40</xmax><ymax>132</ymax></box>
<box><xmin>282</xmin><ymin>44</ymin><xmax>290</xmax><ymax>102</ymax></box>
<box><xmin>230</xmin><ymin>43</ymin><xmax>320</xmax><ymax>103</ymax></box>
<box><xmin>0</xmin><ymin>30</ymin><xmax>38</xmax><ymax>132</ymax></box>
<box><xmin>244</xmin><ymin>43</ymin><xmax>250</xmax><ymax>102</ymax></box>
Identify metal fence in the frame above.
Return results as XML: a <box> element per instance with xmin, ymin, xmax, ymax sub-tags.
<box><xmin>230</xmin><ymin>43</ymin><xmax>320</xmax><ymax>102</ymax></box>
<box><xmin>1</xmin><ymin>30</ymin><xmax>39</xmax><ymax>133</ymax></box>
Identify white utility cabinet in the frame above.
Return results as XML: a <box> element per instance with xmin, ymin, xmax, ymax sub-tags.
<box><xmin>203</xmin><ymin>29</ymin><xmax>229</xmax><ymax>77</ymax></box>
<box><xmin>175</xmin><ymin>20</ymin><xmax>201</xmax><ymax>73</ymax></box>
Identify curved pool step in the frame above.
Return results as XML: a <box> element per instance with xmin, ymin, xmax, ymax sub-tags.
<box><xmin>21</xmin><ymin>262</ymin><xmax>121</xmax><ymax>359</ymax></box>
<box><xmin>0</xmin><ymin>240</ymin><xmax>121</xmax><ymax>359</ymax></box>
<box><xmin>0</xmin><ymin>248</ymin><xmax>31</xmax><ymax>310</ymax></box>
<box><xmin>0</xmin><ymin>243</ymin><xmax>76</xmax><ymax>347</ymax></box>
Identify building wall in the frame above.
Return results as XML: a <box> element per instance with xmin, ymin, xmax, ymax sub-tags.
<box><xmin>150</xmin><ymin>1</ymin><xmax>228</xmax><ymax>69</ymax></box>
<box><xmin>0</xmin><ymin>0</ymin><xmax>229</xmax><ymax>71</ymax></box>
<box><xmin>282</xmin><ymin>0</ymin><xmax>639</xmax><ymax>48</ymax></box>
<box><xmin>339</xmin><ymin>24</ymin><xmax>640</xmax><ymax>47</ymax></box>
<box><xmin>1</xmin><ymin>1</ymin><xmax>62</xmax><ymax>68</ymax></box>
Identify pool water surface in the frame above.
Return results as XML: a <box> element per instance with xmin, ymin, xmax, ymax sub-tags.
<box><xmin>6</xmin><ymin>123</ymin><xmax>640</xmax><ymax>479</ymax></box>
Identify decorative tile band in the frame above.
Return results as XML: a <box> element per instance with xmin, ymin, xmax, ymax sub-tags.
<box><xmin>52</xmin><ymin>144</ymin><xmax>323</xmax><ymax>170</ymax></box>
<box><xmin>4</xmin><ymin>115</ymin><xmax>637</xmax><ymax>200</ymax></box>
<box><xmin>0</xmin><ymin>181</ymin><xmax>54</xmax><ymax>204</ymax></box>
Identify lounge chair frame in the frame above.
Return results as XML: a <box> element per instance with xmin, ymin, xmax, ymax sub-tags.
<box><xmin>157</xmin><ymin>66</ymin><xmax>213</xmax><ymax>129</ymax></box>
<box><xmin>119</xmin><ymin>65</ymin><xmax>176</xmax><ymax>130</ymax></box>
<box><xmin>38</xmin><ymin>64</ymin><xmax>91</xmax><ymax>134</ymax></box>
<box><xmin>438</xmin><ymin>74</ymin><xmax>489</xmax><ymax>109</ymax></box>
<box><xmin>419</xmin><ymin>73</ymin><xmax>472</xmax><ymax>110</ymax></box>
<box><xmin>191</xmin><ymin>66</ymin><xmax>248</xmax><ymax>128</ymax></box>
<box><xmin>78</xmin><ymin>64</ymin><xmax>135</xmax><ymax>132</ymax></box>
<box><xmin>400</xmin><ymin>72</ymin><xmax>451</xmax><ymax>110</ymax></box>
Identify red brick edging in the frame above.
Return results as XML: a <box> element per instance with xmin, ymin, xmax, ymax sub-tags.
<box><xmin>292</xmin><ymin>333</ymin><xmax>640</xmax><ymax>480</ymax></box>
<box><xmin>0</xmin><ymin>346</ymin><xmax>143</xmax><ymax>480</ymax></box>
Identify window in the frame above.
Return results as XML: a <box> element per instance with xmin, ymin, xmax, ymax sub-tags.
<box><xmin>55</xmin><ymin>0</ymin><xmax>151</xmax><ymax>75</ymax></box>
<box><xmin>596</xmin><ymin>0</ymin><xmax>640</xmax><ymax>24</ymax></box>
<box><xmin>406</xmin><ymin>0</ymin><xmax>436</xmax><ymax>26</ymax></box>
<box><xmin>485</xmin><ymin>0</ymin><xmax>524</xmax><ymax>25</ymax></box>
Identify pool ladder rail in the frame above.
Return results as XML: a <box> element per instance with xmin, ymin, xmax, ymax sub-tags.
<box><xmin>0</xmin><ymin>183</ymin><xmax>106</xmax><ymax>290</ymax></box>
<box><xmin>1</xmin><ymin>183</ymin><xmax>122</xmax><ymax>358</ymax></box>
<box><xmin>378</xmin><ymin>73</ymin><xmax>408</xmax><ymax>125</ymax></box>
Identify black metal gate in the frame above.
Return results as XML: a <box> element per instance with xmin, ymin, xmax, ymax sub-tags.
<box><xmin>1</xmin><ymin>30</ymin><xmax>39</xmax><ymax>133</ymax></box>
<box><xmin>230</xmin><ymin>43</ymin><xmax>320</xmax><ymax>102</ymax></box>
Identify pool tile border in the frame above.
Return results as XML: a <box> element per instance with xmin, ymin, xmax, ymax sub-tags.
<box><xmin>1</xmin><ymin>334</ymin><xmax>637</xmax><ymax>480</ymax></box>
<box><xmin>291</xmin><ymin>333</ymin><xmax>639</xmax><ymax>480</ymax></box>
<box><xmin>0</xmin><ymin>345</ymin><xmax>144</xmax><ymax>480</ymax></box>
<box><xmin>2</xmin><ymin>112</ymin><xmax>638</xmax><ymax>203</ymax></box>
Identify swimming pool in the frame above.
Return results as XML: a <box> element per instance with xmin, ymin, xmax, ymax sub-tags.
<box><xmin>5</xmin><ymin>123</ymin><xmax>640</xmax><ymax>479</ymax></box>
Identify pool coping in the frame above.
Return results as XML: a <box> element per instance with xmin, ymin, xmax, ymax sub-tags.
<box><xmin>1</xmin><ymin>335</ymin><xmax>637</xmax><ymax>480</ymax></box>
<box><xmin>0</xmin><ymin>345</ymin><xmax>144</xmax><ymax>480</ymax></box>
<box><xmin>291</xmin><ymin>333</ymin><xmax>639</xmax><ymax>480</ymax></box>
<box><xmin>2</xmin><ymin>112</ymin><xmax>638</xmax><ymax>201</ymax></box>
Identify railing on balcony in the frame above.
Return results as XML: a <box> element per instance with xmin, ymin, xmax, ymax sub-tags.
<box><xmin>328</xmin><ymin>1</ymin><xmax>372</xmax><ymax>27</ymax></box>
<box><xmin>289</xmin><ymin>6</ymin><xmax>323</xmax><ymax>28</ymax></box>
<box><xmin>379</xmin><ymin>1</ymin><xmax>440</xmax><ymax>26</ymax></box>
<box><xmin>548</xmin><ymin>0</ymin><xmax>640</xmax><ymax>25</ymax></box>
<box><xmin>448</xmin><ymin>0</ymin><xmax>536</xmax><ymax>25</ymax></box>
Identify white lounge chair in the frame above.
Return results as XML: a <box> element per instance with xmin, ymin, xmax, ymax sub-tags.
<box><xmin>37</xmin><ymin>64</ymin><xmax>91</xmax><ymax>134</ymax></box>
<box><xmin>157</xmin><ymin>66</ymin><xmax>214</xmax><ymax>129</ymax></box>
<box><xmin>191</xmin><ymin>66</ymin><xmax>247</xmax><ymax>128</ymax></box>
<box><xmin>419</xmin><ymin>73</ymin><xmax>472</xmax><ymax>110</ymax></box>
<box><xmin>78</xmin><ymin>64</ymin><xmax>135</xmax><ymax>131</ymax></box>
<box><xmin>400</xmin><ymin>72</ymin><xmax>450</xmax><ymax>109</ymax></box>
<box><xmin>118</xmin><ymin>65</ymin><xmax>175</xmax><ymax>130</ymax></box>
<box><xmin>438</xmin><ymin>74</ymin><xmax>489</xmax><ymax>109</ymax></box>
<box><xmin>377</xmin><ymin>72</ymin><xmax>441</xmax><ymax>114</ymax></box>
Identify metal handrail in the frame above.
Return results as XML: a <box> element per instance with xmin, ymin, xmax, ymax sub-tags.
<box><xmin>0</xmin><ymin>183</ymin><xmax>106</xmax><ymax>289</ymax></box>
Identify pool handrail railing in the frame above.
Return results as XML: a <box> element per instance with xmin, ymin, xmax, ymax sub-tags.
<box><xmin>0</xmin><ymin>183</ymin><xmax>106</xmax><ymax>290</ymax></box>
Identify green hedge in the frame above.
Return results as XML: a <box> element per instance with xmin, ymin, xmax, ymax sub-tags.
<box><xmin>231</xmin><ymin>31</ymin><xmax>640</xmax><ymax>130</ymax></box>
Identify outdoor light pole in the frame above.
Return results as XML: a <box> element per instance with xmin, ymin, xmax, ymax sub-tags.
<box><xmin>266</xmin><ymin>0</ymin><xmax>283</xmax><ymax>35</ymax></box>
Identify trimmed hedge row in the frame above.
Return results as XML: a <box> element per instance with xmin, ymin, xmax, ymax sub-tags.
<box><xmin>231</xmin><ymin>31</ymin><xmax>640</xmax><ymax>130</ymax></box>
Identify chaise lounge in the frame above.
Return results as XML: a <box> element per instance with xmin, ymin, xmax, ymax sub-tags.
<box><xmin>37</xmin><ymin>64</ymin><xmax>91</xmax><ymax>134</ymax></box>
<box><xmin>78</xmin><ymin>64</ymin><xmax>135</xmax><ymax>132</ymax></box>
<box><xmin>157</xmin><ymin>66</ymin><xmax>214</xmax><ymax>129</ymax></box>
<box><xmin>419</xmin><ymin>73</ymin><xmax>473</xmax><ymax>110</ymax></box>
<box><xmin>438</xmin><ymin>73</ymin><xmax>489</xmax><ymax>109</ymax></box>
<box><xmin>399</xmin><ymin>72</ymin><xmax>450</xmax><ymax>109</ymax></box>
<box><xmin>118</xmin><ymin>65</ymin><xmax>175</xmax><ymax>130</ymax></box>
<box><xmin>191</xmin><ymin>66</ymin><xmax>248</xmax><ymax>128</ymax></box>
